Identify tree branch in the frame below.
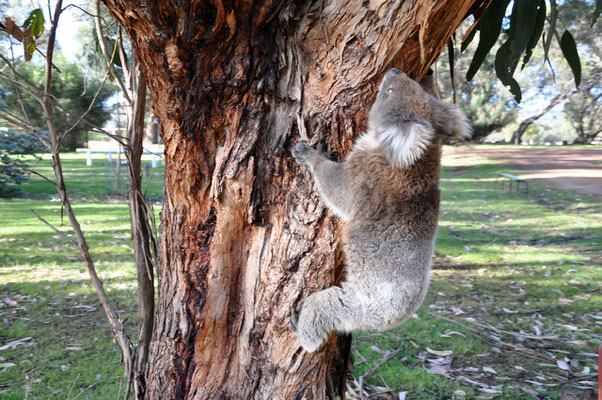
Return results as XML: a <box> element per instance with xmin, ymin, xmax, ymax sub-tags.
<box><xmin>94</xmin><ymin>0</ymin><xmax>131</xmax><ymax>104</ymax></box>
<box><xmin>60</xmin><ymin>63</ymin><xmax>113</xmax><ymax>142</ymax></box>
<box><xmin>0</xmin><ymin>159</ymin><xmax>56</xmax><ymax>186</ymax></box>
<box><xmin>29</xmin><ymin>208</ymin><xmax>76</xmax><ymax>244</ymax></box>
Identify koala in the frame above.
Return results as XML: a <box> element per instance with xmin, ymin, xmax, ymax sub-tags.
<box><xmin>290</xmin><ymin>68</ymin><xmax>471</xmax><ymax>352</ymax></box>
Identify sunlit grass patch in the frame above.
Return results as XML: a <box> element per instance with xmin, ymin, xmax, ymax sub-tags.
<box><xmin>0</xmin><ymin>196</ymin><xmax>140</xmax><ymax>398</ymax></box>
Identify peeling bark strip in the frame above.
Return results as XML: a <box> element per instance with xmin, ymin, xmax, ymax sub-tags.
<box><xmin>103</xmin><ymin>0</ymin><xmax>483</xmax><ymax>398</ymax></box>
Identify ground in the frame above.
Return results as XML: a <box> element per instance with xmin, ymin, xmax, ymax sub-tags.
<box><xmin>0</xmin><ymin>148</ymin><xmax>600</xmax><ymax>399</ymax></box>
<box><xmin>445</xmin><ymin>146</ymin><xmax>602</xmax><ymax>199</ymax></box>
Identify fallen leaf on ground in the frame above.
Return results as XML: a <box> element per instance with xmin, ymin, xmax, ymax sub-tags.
<box><xmin>426</xmin><ymin>347</ymin><xmax>452</xmax><ymax>356</ymax></box>
<box><xmin>556</xmin><ymin>359</ymin><xmax>570</xmax><ymax>371</ymax></box>
<box><xmin>483</xmin><ymin>366</ymin><xmax>497</xmax><ymax>374</ymax></box>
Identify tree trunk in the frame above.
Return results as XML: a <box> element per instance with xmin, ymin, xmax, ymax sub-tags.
<box><xmin>145</xmin><ymin>101</ymin><xmax>159</xmax><ymax>144</ymax></box>
<box><xmin>103</xmin><ymin>1</ymin><xmax>482</xmax><ymax>398</ymax></box>
<box><xmin>573</xmin><ymin>130</ymin><xmax>601</xmax><ymax>144</ymax></box>
<box><xmin>124</xmin><ymin>61</ymin><xmax>156</xmax><ymax>399</ymax></box>
<box><xmin>512</xmin><ymin>93</ymin><xmax>565</xmax><ymax>145</ymax></box>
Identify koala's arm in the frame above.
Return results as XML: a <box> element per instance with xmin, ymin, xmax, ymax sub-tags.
<box><xmin>292</xmin><ymin>141</ymin><xmax>358</xmax><ymax>221</ymax></box>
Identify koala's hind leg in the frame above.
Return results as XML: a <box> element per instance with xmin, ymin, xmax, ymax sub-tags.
<box><xmin>291</xmin><ymin>286</ymin><xmax>361</xmax><ymax>352</ymax></box>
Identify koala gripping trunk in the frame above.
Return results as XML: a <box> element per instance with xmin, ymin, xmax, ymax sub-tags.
<box><xmin>102</xmin><ymin>0</ymin><xmax>483</xmax><ymax>398</ymax></box>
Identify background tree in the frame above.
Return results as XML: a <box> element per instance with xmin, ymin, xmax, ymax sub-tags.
<box><xmin>0</xmin><ymin>3</ymin><xmax>137</xmax><ymax>397</ymax></box>
<box><xmin>462</xmin><ymin>0</ymin><xmax>600</xmax><ymax>145</ymax></box>
<box><xmin>91</xmin><ymin>2</ymin><xmax>156</xmax><ymax>395</ymax></box>
<box><xmin>0</xmin><ymin>52</ymin><xmax>115</xmax><ymax>150</ymax></box>
<box><xmin>560</xmin><ymin>0</ymin><xmax>602</xmax><ymax>144</ymax></box>
<box><xmin>565</xmin><ymin>78</ymin><xmax>601</xmax><ymax>144</ymax></box>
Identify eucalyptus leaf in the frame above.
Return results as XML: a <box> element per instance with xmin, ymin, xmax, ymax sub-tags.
<box><xmin>521</xmin><ymin>0</ymin><xmax>546</xmax><ymax>69</ymax></box>
<box><xmin>543</xmin><ymin>0</ymin><xmax>558</xmax><ymax>65</ymax></box>
<box><xmin>461</xmin><ymin>24</ymin><xmax>478</xmax><ymax>53</ymax></box>
<box><xmin>559</xmin><ymin>30</ymin><xmax>581</xmax><ymax>88</ymax></box>
<box><xmin>495</xmin><ymin>42</ymin><xmax>522</xmax><ymax>102</ymax></box>
<box><xmin>23</xmin><ymin>37</ymin><xmax>35</xmax><ymax>61</ymax></box>
<box><xmin>506</xmin><ymin>0</ymin><xmax>541</xmax><ymax>67</ymax></box>
<box><xmin>466</xmin><ymin>0</ymin><xmax>511</xmax><ymax>81</ymax></box>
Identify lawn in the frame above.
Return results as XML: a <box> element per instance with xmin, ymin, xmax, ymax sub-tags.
<box><xmin>0</xmin><ymin>148</ymin><xmax>600</xmax><ymax>399</ymax></box>
<box><xmin>0</xmin><ymin>153</ymin><xmax>162</xmax><ymax>399</ymax></box>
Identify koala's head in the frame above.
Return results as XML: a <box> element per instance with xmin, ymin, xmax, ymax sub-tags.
<box><xmin>365</xmin><ymin>68</ymin><xmax>471</xmax><ymax>168</ymax></box>
<box><xmin>368</xmin><ymin>68</ymin><xmax>431</xmax><ymax>133</ymax></box>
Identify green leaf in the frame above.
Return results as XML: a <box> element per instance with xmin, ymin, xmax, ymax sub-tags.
<box><xmin>592</xmin><ymin>0</ymin><xmax>602</xmax><ymax>27</ymax></box>
<box><xmin>521</xmin><ymin>0</ymin><xmax>546</xmax><ymax>69</ymax></box>
<box><xmin>543</xmin><ymin>1</ymin><xmax>558</xmax><ymax>64</ymax></box>
<box><xmin>23</xmin><ymin>9</ymin><xmax>44</xmax><ymax>39</ymax></box>
<box><xmin>506</xmin><ymin>0</ymin><xmax>540</xmax><ymax>71</ymax></box>
<box><xmin>495</xmin><ymin>42</ymin><xmax>522</xmax><ymax>103</ymax></box>
<box><xmin>461</xmin><ymin>25</ymin><xmax>478</xmax><ymax>53</ymax></box>
<box><xmin>95</xmin><ymin>35</ymin><xmax>123</xmax><ymax>69</ymax></box>
<box><xmin>23</xmin><ymin>37</ymin><xmax>36</xmax><ymax>61</ymax></box>
<box><xmin>465</xmin><ymin>0</ymin><xmax>512</xmax><ymax>81</ymax></box>
<box><xmin>559</xmin><ymin>30</ymin><xmax>581</xmax><ymax>88</ymax></box>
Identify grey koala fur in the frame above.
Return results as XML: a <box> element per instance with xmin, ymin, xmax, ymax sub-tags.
<box><xmin>290</xmin><ymin>68</ymin><xmax>471</xmax><ymax>352</ymax></box>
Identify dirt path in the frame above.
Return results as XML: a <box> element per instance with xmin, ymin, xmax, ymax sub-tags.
<box><xmin>444</xmin><ymin>146</ymin><xmax>602</xmax><ymax>199</ymax></box>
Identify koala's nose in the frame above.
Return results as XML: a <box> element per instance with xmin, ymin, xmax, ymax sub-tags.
<box><xmin>388</xmin><ymin>68</ymin><xmax>402</xmax><ymax>75</ymax></box>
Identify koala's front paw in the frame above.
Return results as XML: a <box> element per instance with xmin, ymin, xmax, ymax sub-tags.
<box><xmin>292</xmin><ymin>141</ymin><xmax>315</xmax><ymax>166</ymax></box>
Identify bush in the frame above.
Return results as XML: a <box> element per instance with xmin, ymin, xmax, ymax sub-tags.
<box><xmin>0</xmin><ymin>130</ymin><xmax>46</xmax><ymax>197</ymax></box>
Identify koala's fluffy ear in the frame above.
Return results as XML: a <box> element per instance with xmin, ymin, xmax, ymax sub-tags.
<box><xmin>419</xmin><ymin>69</ymin><xmax>437</xmax><ymax>97</ymax></box>
<box><xmin>430</xmin><ymin>99</ymin><xmax>472</xmax><ymax>139</ymax></box>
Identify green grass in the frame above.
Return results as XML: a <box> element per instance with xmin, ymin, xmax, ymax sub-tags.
<box><xmin>16</xmin><ymin>152</ymin><xmax>165</xmax><ymax>199</ymax></box>
<box><xmin>1</xmin><ymin>148</ymin><xmax>600</xmax><ymax>399</ymax></box>
<box><xmin>0</xmin><ymin>153</ymin><xmax>161</xmax><ymax>399</ymax></box>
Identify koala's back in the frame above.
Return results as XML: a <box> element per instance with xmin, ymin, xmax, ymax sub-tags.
<box><xmin>343</xmin><ymin>139</ymin><xmax>441</xmax><ymax>233</ymax></box>
<box><xmin>339</xmin><ymin>140</ymin><xmax>442</xmax><ymax>317</ymax></box>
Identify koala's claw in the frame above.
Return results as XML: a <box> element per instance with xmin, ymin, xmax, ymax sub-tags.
<box><xmin>290</xmin><ymin>309</ymin><xmax>299</xmax><ymax>333</ymax></box>
<box><xmin>317</xmin><ymin>140</ymin><xmax>337</xmax><ymax>160</ymax></box>
<box><xmin>292</xmin><ymin>141</ymin><xmax>314</xmax><ymax>166</ymax></box>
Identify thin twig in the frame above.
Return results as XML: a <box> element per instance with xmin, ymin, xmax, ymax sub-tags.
<box><xmin>429</xmin><ymin>312</ymin><xmax>556</xmax><ymax>362</ymax></box>
<box><xmin>0</xmin><ymin>160</ymin><xmax>56</xmax><ymax>186</ymax></box>
<box><xmin>0</xmin><ymin>112</ymin><xmax>50</xmax><ymax>147</ymax></box>
<box><xmin>0</xmin><ymin>54</ymin><xmax>48</xmax><ymax>95</ymax></box>
<box><xmin>94</xmin><ymin>0</ymin><xmax>131</xmax><ymax>104</ymax></box>
<box><xmin>29</xmin><ymin>208</ymin><xmax>77</xmax><ymax>244</ymax></box>
<box><xmin>463</xmin><ymin>316</ymin><xmax>559</xmax><ymax>341</ymax></box>
<box><xmin>62</xmin><ymin>3</ymin><xmax>103</xmax><ymax>19</ymax></box>
<box><xmin>0</xmin><ymin>69</ymin><xmax>46</xmax><ymax>105</ymax></box>
<box><xmin>360</xmin><ymin>343</ymin><xmax>404</xmax><ymax>380</ymax></box>
<box><xmin>9</xmin><ymin>42</ymin><xmax>36</xmax><ymax>130</ymax></box>
<box><xmin>60</xmin><ymin>63</ymin><xmax>112</xmax><ymax>141</ymax></box>
<box><xmin>72</xmin><ymin>376</ymin><xmax>120</xmax><ymax>399</ymax></box>
<box><xmin>66</xmin><ymin>372</ymin><xmax>81</xmax><ymax>399</ymax></box>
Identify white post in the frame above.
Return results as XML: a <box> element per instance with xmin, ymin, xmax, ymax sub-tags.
<box><xmin>86</xmin><ymin>150</ymin><xmax>92</xmax><ymax>166</ymax></box>
<box><xmin>108</xmin><ymin>151</ymin><xmax>113</xmax><ymax>162</ymax></box>
<box><xmin>152</xmin><ymin>154</ymin><xmax>157</xmax><ymax>168</ymax></box>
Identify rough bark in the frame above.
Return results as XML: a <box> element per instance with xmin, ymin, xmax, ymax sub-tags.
<box><xmin>103</xmin><ymin>1</ymin><xmax>483</xmax><ymax>398</ymax></box>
